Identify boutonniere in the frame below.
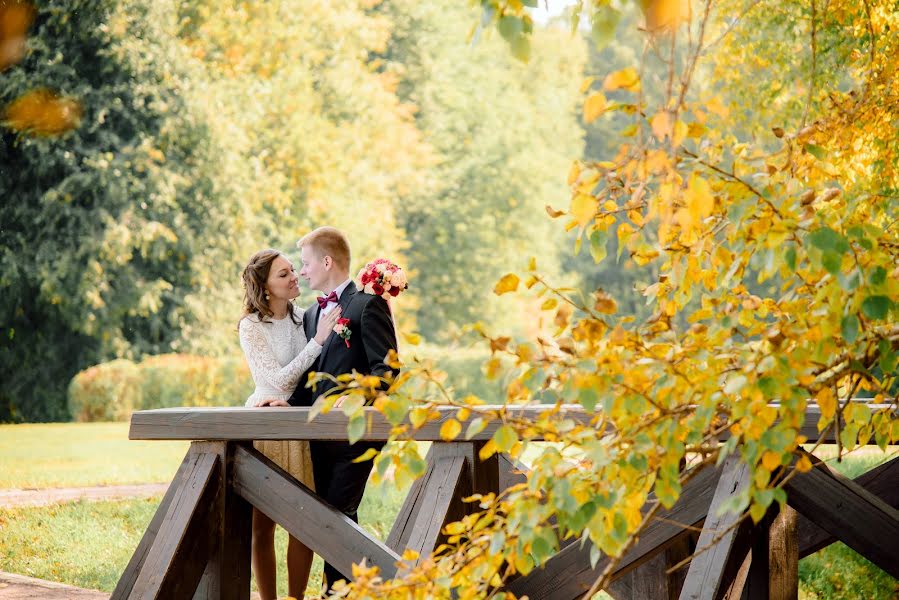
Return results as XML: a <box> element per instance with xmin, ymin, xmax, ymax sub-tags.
<box><xmin>334</xmin><ymin>317</ymin><xmax>351</xmax><ymax>348</ymax></box>
<box><xmin>356</xmin><ymin>258</ymin><xmax>409</xmax><ymax>297</ymax></box>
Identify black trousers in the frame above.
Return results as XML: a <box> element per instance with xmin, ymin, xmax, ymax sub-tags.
<box><xmin>310</xmin><ymin>440</ymin><xmax>384</xmax><ymax>592</ymax></box>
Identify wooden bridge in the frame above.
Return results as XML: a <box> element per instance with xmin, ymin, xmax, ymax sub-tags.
<box><xmin>113</xmin><ymin>404</ymin><xmax>899</xmax><ymax>599</ymax></box>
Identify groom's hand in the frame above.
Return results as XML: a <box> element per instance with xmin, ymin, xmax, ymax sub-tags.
<box><xmin>254</xmin><ymin>398</ymin><xmax>291</xmax><ymax>407</ymax></box>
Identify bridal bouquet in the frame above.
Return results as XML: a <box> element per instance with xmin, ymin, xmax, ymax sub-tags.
<box><xmin>357</xmin><ymin>258</ymin><xmax>409</xmax><ymax>297</ymax></box>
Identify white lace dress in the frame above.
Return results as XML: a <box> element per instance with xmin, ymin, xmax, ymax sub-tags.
<box><xmin>239</xmin><ymin>307</ymin><xmax>321</xmax><ymax>488</ymax></box>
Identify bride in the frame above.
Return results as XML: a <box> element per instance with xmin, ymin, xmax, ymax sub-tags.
<box><xmin>238</xmin><ymin>248</ymin><xmax>340</xmax><ymax>600</ymax></box>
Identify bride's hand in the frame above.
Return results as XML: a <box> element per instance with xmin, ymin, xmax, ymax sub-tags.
<box><xmin>255</xmin><ymin>398</ymin><xmax>291</xmax><ymax>407</ymax></box>
<box><xmin>314</xmin><ymin>307</ymin><xmax>342</xmax><ymax>345</ymax></box>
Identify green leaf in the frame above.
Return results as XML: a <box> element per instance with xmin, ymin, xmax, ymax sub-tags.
<box><xmin>466</xmin><ymin>416</ymin><xmax>487</xmax><ymax>440</ymax></box>
<box><xmin>807</xmin><ymin>227</ymin><xmax>849</xmax><ymax>254</ymax></box>
<box><xmin>347</xmin><ymin>414</ymin><xmax>366</xmax><ymax>444</ymax></box>
<box><xmin>861</xmin><ymin>295</ymin><xmax>890</xmax><ymax>320</ymax></box>
<box><xmin>784</xmin><ymin>246</ymin><xmax>797</xmax><ymax>271</ymax></box>
<box><xmin>510</xmin><ymin>34</ymin><xmax>531</xmax><ymax>62</ymax></box>
<box><xmin>804</xmin><ymin>143</ymin><xmax>827</xmax><ymax>159</ymax></box>
<box><xmin>497</xmin><ymin>16</ymin><xmax>524</xmax><ymax>41</ymax></box>
<box><xmin>822</xmin><ymin>252</ymin><xmax>842</xmax><ymax>275</ymax></box>
<box><xmin>589</xmin><ymin>229</ymin><xmax>607</xmax><ymax>263</ymax></box>
<box><xmin>879</xmin><ymin>339</ymin><xmax>897</xmax><ymax>374</ymax></box>
<box><xmin>590</xmin><ymin>6</ymin><xmax>620</xmax><ymax>49</ymax></box>
<box><xmin>869</xmin><ymin>266</ymin><xmax>887</xmax><ymax>286</ymax></box>
<box><xmin>841</xmin><ymin>314</ymin><xmax>859</xmax><ymax>343</ymax></box>
<box><xmin>493</xmin><ymin>424</ymin><xmax>518</xmax><ymax>452</ymax></box>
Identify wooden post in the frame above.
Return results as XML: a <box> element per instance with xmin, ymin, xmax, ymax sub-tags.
<box><xmin>192</xmin><ymin>442</ymin><xmax>253</xmax><ymax>600</ymax></box>
<box><xmin>679</xmin><ymin>454</ymin><xmax>750</xmax><ymax>600</ymax></box>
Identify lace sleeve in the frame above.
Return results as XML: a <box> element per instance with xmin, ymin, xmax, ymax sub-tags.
<box><xmin>239</xmin><ymin>318</ymin><xmax>322</xmax><ymax>393</ymax></box>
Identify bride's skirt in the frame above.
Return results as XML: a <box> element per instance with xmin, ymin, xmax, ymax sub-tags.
<box><xmin>252</xmin><ymin>440</ymin><xmax>315</xmax><ymax>491</ymax></box>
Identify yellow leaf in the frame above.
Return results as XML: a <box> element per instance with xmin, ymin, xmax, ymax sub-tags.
<box><xmin>479</xmin><ymin>439</ymin><xmax>498</xmax><ymax>461</ymax></box>
<box><xmin>761</xmin><ymin>451</ymin><xmax>781</xmax><ymax>472</ymax></box>
<box><xmin>545</xmin><ymin>204</ymin><xmax>564</xmax><ymax>218</ymax></box>
<box><xmin>594</xmin><ymin>291</ymin><xmax>617</xmax><ymax>314</ymax></box>
<box><xmin>440</xmin><ymin>418</ymin><xmax>462</xmax><ymax>441</ymax></box>
<box><xmin>795</xmin><ymin>454</ymin><xmax>813</xmax><ymax>473</ymax></box>
<box><xmin>494</xmin><ymin>273</ymin><xmax>520</xmax><ymax>295</ymax></box>
<box><xmin>402</xmin><ymin>332</ymin><xmax>421</xmax><ymax>346</ymax></box>
<box><xmin>651</xmin><ymin>110</ymin><xmax>672</xmax><ymax>140</ymax></box>
<box><xmin>817</xmin><ymin>387</ymin><xmax>836</xmax><ymax>419</ymax></box>
<box><xmin>583</xmin><ymin>92</ymin><xmax>607</xmax><ymax>124</ymax></box>
<box><xmin>672</xmin><ymin>119</ymin><xmax>688</xmax><ymax>147</ymax></box>
<box><xmin>4</xmin><ymin>88</ymin><xmax>82</xmax><ymax>136</ymax></box>
<box><xmin>541</xmin><ymin>298</ymin><xmax>558</xmax><ymax>310</ymax></box>
<box><xmin>685</xmin><ymin>174</ymin><xmax>715</xmax><ymax>223</ymax></box>
<box><xmin>567</xmin><ymin>162</ymin><xmax>580</xmax><ymax>185</ymax></box>
<box><xmin>643</xmin><ymin>0</ymin><xmax>689</xmax><ymax>32</ymax></box>
<box><xmin>603</xmin><ymin>67</ymin><xmax>640</xmax><ymax>92</ymax></box>
<box><xmin>579</xmin><ymin>76</ymin><xmax>595</xmax><ymax>93</ymax></box>
<box><xmin>401</xmin><ymin>549</ymin><xmax>420</xmax><ymax>562</ymax></box>
<box><xmin>571</xmin><ymin>194</ymin><xmax>599</xmax><ymax>227</ymax></box>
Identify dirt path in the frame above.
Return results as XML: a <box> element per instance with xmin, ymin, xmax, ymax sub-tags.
<box><xmin>0</xmin><ymin>572</ymin><xmax>107</xmax><ymax>599</ymax></box>
<box><xmin>0</xmin><ymin>483</ymin><xmax>168</xmax><ymax>508</ymax></box>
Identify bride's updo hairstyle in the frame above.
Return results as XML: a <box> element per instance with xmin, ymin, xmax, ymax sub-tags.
<box><xmin>240</xmin><ymin>249</ymin><xmax>298</xmax><ymax>324</ymax></box>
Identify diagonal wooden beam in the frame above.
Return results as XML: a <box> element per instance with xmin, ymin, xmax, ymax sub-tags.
<box><xmin>506</xmin><ymin>463</ymin><xmax>722</xmax><ymax>600</ymax></box>
<box><xmin>111</xmin><ymin>449</ymin><xmax>194</xmax><ymax>600</ymax></box>
<box><xmin>679</xmin><ymin>454</ymin><xmax>750</xmax><ymax>600</ymax></box>
<box><xmin>784</xmin><ymin>452</ymin><xmax>899</xmax><ymax>579</ymax></box>
<box><xmin>129</xmin><ymin>447</ymin><xmax>221</xmax><ymax>599</ymax></box>
<box><xmin>232</xmin><ymin>444</ymin><xmax>401</xmax><ymax>580</ymax></box>
<box><xmin>403</xmin><ymin>454</ymin><xmax>469</xmax><ymax>563</ymax></box>
<box><xmin>797</xmin><ymin>454</ymin><xmax>899</xmax><ymax>557</ymax></box>
<box><xmin>387</xmin><ymin>445</ymin><xmax>435</xmax><ymax>552</ymax></box>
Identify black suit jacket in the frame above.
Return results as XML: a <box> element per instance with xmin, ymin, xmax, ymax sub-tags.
<box><xmin>289</xmin><ymin>281</ymin><xmax>398</xmax><ymax>406</ymax></box>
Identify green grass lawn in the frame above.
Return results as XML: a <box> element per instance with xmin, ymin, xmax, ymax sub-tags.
<box><xmin>0</xmin><ymin>422</ymin><xmax>188</xmax><ymax>488</ymax></box>
<box><xmin>0</xmin><ymin>481</ymin><xmax>409</xmax><ymax>596</ymax></box>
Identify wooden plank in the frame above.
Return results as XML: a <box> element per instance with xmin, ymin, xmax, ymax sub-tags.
<box><xmin>192</xmin><ymin>442</ymin><xmax>252</xmax><ymax>600</ymax></box>
<box><xmin>386</xmin><ymin>445</ymin><xmax>435</xmax><ymax>552</ymax></box>
<box><xmin>129</xmin><ymin>405</ymin><xmax>594</xmax><ymax>442</ymax></box>
<box><xmin>767</xmin><ymin>507</ymin><xmax>798</xmax><ymax>600</ymax></box>
<box><xmin>128</xmin><ymin>404</ymin><xmax>894</xmax><ymax>442</ymax></box>
<box><xmin>744</xmin><ymin>512</ymin><xmax>771</xmax><ymax>600</ymax></box>
<box><xmin>797</xmin><ymin>455</ymin><xmax>899</xmax><ymax>557</ymax></box>
<box><xmin>679</xmin><ymin>454</ymin><xmax>750</xmax><ymax>600</ymax></box>
<box><xmin>784</xmin><ymin>454</ymin><xmax>899</xmax><ymax>579</ymax></box>
<box><xmin>112</xmin><ymin>449</ymin><xmax>193</xmax><ymax>600</ymax></box>
<box><xmin>231</xmin><ymin>444</ymin><xmax>401</xmax><ymax>580</ymax></box>
<box><xmin>403</xmin><ymin>455</ymin><xmax>469</xmax><ymax>562</ymax></box>
<box><xmin>130</xmin><ymin>448</ymin><xmax>220</xmax><ymax>599</ymax></box>
<box><xmin>506</xmin><ymin>464</ymin><xmax>722</xmax><ymax>599</ymax></box>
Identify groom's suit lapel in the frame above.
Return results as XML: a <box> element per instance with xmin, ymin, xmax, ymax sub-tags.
<box><xmin>318</xmin><ymin>281</ymin><xmax>358</xmax><ymax>369</ymax></box>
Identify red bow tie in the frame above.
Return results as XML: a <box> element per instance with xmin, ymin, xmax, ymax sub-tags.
<box><xmin>316</xmin><ymin>291</ymin><xmax>338</xmax><ymax>309</ymax></box>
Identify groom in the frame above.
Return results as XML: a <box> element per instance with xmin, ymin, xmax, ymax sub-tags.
<box><xmin>289</xmin><ymin>226</ymin><xmax>399</xmax><ymax>590</ymax></box>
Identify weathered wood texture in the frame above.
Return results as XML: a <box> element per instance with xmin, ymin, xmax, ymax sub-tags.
<box><xmin>129</xmin><ymin>404</ymin><xmax>890</xmax><ymax>442</ymax></box>
<box><xmin>129</xmin><ymin>448</ymin><xmax>220</xmax><ymax>599</ymax></box>
<box><xmin>231</xmin><ymin>444</ymin><xmax>400</xmax><ymax>580</ymax></box>
<box><xmin>784</xmin><ymin>453</ymin><xmax>899</xmax><ymax>579</ymax></box>
<box><xmin>506</xmin><ymin>464</ymin><xmax>722</xmax><ymax>599</ymax></box>
<box><xmin>679</xmin><ymin>454</ymin><xmax>750</xmax><ymax>600</ymax></box>
<box><xmin>111</xmin><ymin>450</ymin><xmax>194</xmax><ymax>600</ymax></box>
<box><xmin>403</xmin><ymin>454</ymin><xmax>469</xmax><ymax>562</ymax></box>
<box><xmin>766</xmin><ymin>507</ymin><xmax>798</xmax><ymax>600</ymax></box>
<box><xmin>192</xmin><ymin>442</ymin><xmax>252</xmax><ymax>600</ymax></box>
<box><xmin>797</xmin><ymin>455</ymin><xmax>899</xmax><ymax>557</ymax></box>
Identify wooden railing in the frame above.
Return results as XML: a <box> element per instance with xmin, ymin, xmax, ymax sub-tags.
<box><xmin>114</xmin><ymin>404</ymin><xmax>899</xmax><ymax>599</ymax></box>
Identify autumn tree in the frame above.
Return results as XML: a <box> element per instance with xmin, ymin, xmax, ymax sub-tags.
<box><xmin>321</xmin><ymin>0</ymin><xmax>899</xmax><ymax>597</ymax></box>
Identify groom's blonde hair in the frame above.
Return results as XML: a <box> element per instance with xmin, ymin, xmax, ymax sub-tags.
<box><xmin>297</xmin><ymin>226</ymin><xmax>351</xmax><ymax>272</ymax></box>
